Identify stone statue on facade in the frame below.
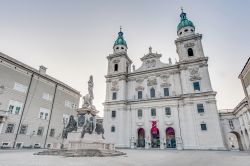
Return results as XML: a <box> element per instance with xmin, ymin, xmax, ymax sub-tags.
<box><xmin>62</xmin><ymin>115</ymin><xmax>77</xmax><ymax>139</ymax></box>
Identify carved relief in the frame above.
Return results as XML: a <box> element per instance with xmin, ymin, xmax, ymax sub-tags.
<box><xmin>151</xmin><ymin>59</ymin><xmax>156</xmax><ymax>67</ymax></box>
<box><xmin>113</xmin><ymin>59</ymin><xmax>120</xmax><ymax>63</ymax></box>
<box><xmin>189</xmin><ymin>67</ymin><xmax>201</xmax><ymax>81</ymax></box>
<box><xmin>135</xmin><ymin>86</ymin><xmax>145</xmax><ymax>91</ymax></box>
<box><xmin>160</xmin><ymin>74</ymin><xmax>170</xmax><ymax>82</ymax></box>
<box><xmin>135</xmin><ymin>78</ymin><xmax>144</xmax><ymax>91</ymax></box>
<box><xmin>160</xmin><ymin>83</ymin><xmax>171</xmax><ymax>88</ymax></box>
<box><xmin>147</xmin><ymin>77</ymin><xmax>157</xmax><ymax>86</ymax></box>
<box><xmin>111</xmin><ymin>81</ymin><xmax>119</xmax><ymax>91</ymax></box>
<box><xmin>145</xmin><ymin>59</ymin><xmax>156</xmax><ymax>68</ymax></box>
<box><xmin>160</xmin><ymin>74</ymin><xmax>171</xmax><ymax>87</ymax></box>
<box><xmin>184</xmin><ymin>42</ymin><xmax>195</xmax><ymax>48</ymax></box>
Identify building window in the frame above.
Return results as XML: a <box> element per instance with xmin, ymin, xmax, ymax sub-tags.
<box><xmin>37</xmin><ymin>127</ymin><xmax>44</xmax><ymax>136</ymax></box>
<box><xmin>151</xmin><ymin>108</ymin><xmax>156</xmax><ymax>116</ymax></box>
<box><xmin>39</xmin><ymin>108</ymin><xmax>50</xmax><ymax>120</ymax></box>
<box><xmin>111</xmin><ymin>110</ymin><xmax>116</xmax><ymax>118</ymax></box>
<box><xmin>200</xmin><ymin>123</ymin><xmax>207</xmax><ymax>131</ymax></box>
<box><xmin>229</xmin><ymin>120</ymin><xmax>234</xmax><ymax>129</ymax></box>
<box><xmin>5</xmin><ymin>123</ymin><xmax>15</xmax><ymax>133</ymax></box>
<box><xmin>7</xmin><ymin>100</ymin><xmax>23</xmax><ymax>115</ymax></box>
<box><xmin>197</xmin><ymin>104</ymin><xmax>204</xmax><ymax>113</ymax></box>
<box><xmin>42</xmin><ymin>93</ymin><xmax>53</xmax><ymax>101</ymax></box>
<box><xmin>193</xmin><ymin>82</ymin><xmax>200</xmax><ymax>91</ymax></box>
<box><xmin>138</xmin><ymin>91</ymin><xmax>143</xmax><ymax>99</ymax></box>
<box><xmin>8</xmin><ymin>105</ymin><xmax>14</xmax><ymax>113</ymax></box>
<box><xmin>49</xmin><ymin>129</ymin><xmax>55</xmax><ymax>137</ymax></box>
<box><xmin>45</xmin><ymin>113</ymin><xmax>49</xmax><ymax>120</ymax></box>
<box><xmin>19</xmin><ymin>125</ymin><xmax>28</xmax><ymax>134</ymax></box>
<box><xmin>165</xmin><ymin>107</ymin><xmax>171</xmax><ymax>116</ymax></box>
<box><xmin>164</xmin><ymin>88</ymin><xmax>169</xmax><ymax>97</ymax></box>
<box><xmin>138</xmin><ymin>109</ymin><xmax>143</xmax><ymax>118</ymax></box>
<box><xmin>111</xmin><ymin>126</ymin><xmax>115</xmax><ymax>132</ymax></box>
<box><xmin>188</xmin><ymin>48</ymin><xmax>194</xmax><ymax>57</ymax></box>
<box><xmin>112</xmin><ymin>92</ymin><xmax>117</xmax><ymax>100</ymax></box>
<box><xmin>65</xmin><ymin>100</ymin><xmax>77</xmax><ymax>109</ymax></box>
<box><xmin>150</xmin><ymin>88</ymin><xmax>155</xmax><ymax>98</ymax></box>
<box><xmin>114</xmin><ymin>64</ymin><xmax>118</xmax><ymax>71</ymax></box>
<box><xmin>13</xmin><ymin>82</ymin><xmax>27</xmax><ymax>93</ymax></box>
<box><xmin>15</xmin><ymin>107</ymin><xmax>21</xmax><ymax>115</ymax></box>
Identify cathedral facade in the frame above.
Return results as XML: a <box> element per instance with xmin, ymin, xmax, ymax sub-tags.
<box><xmin>103</xmin><ymin>10</ymin><xmax>225</xmax><ymax>150</ymax></box>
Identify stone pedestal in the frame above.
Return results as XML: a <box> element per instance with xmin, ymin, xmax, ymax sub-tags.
<box><xmin>62</xmin><ymin>129</ymin><xmax>114</xmax><ymax>151</ymax></box>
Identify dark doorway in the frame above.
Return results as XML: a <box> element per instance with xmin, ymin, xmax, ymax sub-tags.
<box><xmin>137</xmin><ymin>128</ymin><xmax>145</xmax><ymax>148</ymax></box>
<box><xmin>166</xmin><ymin>127</ymin><xmax>176</xmax><ymax>148</ymax></box>
<box><xmin>151</xmin><ymin>128</ymin><xmax>160</xmax><ymax>148</ymax></box>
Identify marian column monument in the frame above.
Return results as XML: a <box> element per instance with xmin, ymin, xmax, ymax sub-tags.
<box><xmin>61</xmin><ymin>75</ymin><xmax>112</xmax><ymax>150</ymax></box>
<box><xmin>37</xmin><ymin>76</ymin><xmax>125</xmax><ymax>157</ymax></box>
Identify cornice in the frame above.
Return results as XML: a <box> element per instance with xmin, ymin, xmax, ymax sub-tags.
<box><xmin>175</xmin><ymin>33</ymin><xmax>202</xmax><ymax>43</ymax></box>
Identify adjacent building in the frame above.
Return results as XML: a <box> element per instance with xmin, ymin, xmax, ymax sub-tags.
<box><xmin>103</xmin><ymin>10</ymin><xmax>225</xmax><ymax>150</ymax></box>
<box><xmin>0</xmin><ymin>52</ymin><xmax>80</xmax><ymax>148</ymax></box>
<box><xmin>220</xmin><ymin>58</ymin><xmax>250</xmax><ymax>151</ymax></box>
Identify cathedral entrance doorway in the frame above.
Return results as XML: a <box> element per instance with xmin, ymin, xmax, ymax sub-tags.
<box><xmin>166</xmin><ymin>127</ymin><xmax>176</xmax><ymax>148</ymax></box>
<box><xmin>151</xmin><ymin>121</ymin><xmax>160</xmax><ymax>148</ymax></box>
<box><xmin>137</xmin><ymin>128</ymin><xmax>145</xmax><ymax>148</ymax></box>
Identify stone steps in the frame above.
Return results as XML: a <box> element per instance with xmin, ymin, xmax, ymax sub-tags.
<box><xmin>34</xmin><ymin>149</ymin><xmax>126</xmax><ymax>157</ymax></box>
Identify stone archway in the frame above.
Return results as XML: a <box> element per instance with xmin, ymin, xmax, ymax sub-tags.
<box><xmin>151</xmin><ymin>127</ymin><xmax>160</xmax><ymax>148</ymax></box>
<box><xmin>137</xmin><ymin>128</ymin><xmax>145</xmax><ymax>148</ymax></box>
<box><xmin>166</xmin><ymin>127</ymin><xmax>176</xmax><ymax>148</ymax></box>
<box><xmin>229</xmin><ymin>131</ymin><xmax>243</xmax><ymax>151</ymax></box>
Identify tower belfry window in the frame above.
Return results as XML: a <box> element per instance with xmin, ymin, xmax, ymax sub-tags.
<box><xmin>188</xmin><ymin>48</ymin><xmax>194</xmax><ymax>57</ymax></box>
<box><xmin>114</xmin><ymin>64</ymin><xmax>118</xmax><ymax>71</ymax></box>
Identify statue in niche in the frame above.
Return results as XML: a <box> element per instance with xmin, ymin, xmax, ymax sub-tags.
<box><xmin>62</xmin><ymin>115</ymin><xmax>77</xmax><ymax>139</ymax></box>
<box><xmin>111</xmin><ymin>81</ymin><xmax>119</xmax><ymax>91</ymax></box>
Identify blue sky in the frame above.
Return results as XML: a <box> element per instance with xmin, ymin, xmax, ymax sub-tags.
<box><xmin>0</xmin><ymin>0</ymin><xmax>249</xmax><ymax>115</ymax></box>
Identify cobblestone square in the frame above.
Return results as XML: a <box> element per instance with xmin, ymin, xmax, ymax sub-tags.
<box><xmin>0</xmin><ymin>149</ymin><xmax>250</xmax><ymax>166</ymax></box>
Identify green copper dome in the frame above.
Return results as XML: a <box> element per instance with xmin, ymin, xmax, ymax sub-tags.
<box><xmin>114</xmin><ymin>30</ymin><xmax>127</xmax><ymax>47</ymax></box>
<box><xmin>177</xmin><ymin>10</ymin><xmax>195</xmax><ymax>31</ymax></box>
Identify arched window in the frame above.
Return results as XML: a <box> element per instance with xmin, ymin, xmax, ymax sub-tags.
<box><xmin>111</xmin><ymin>126</ymin><xmax>115</xmax><ymax>132</ymax></box>
<box><xmin>151</xmin><ymin>108</ymin><xmax>156</xmax><ymax>116</ymax></box>
<box><xmin>165</xmin><ymin>107</ymin><xmax>171</xmax><ymax>116</ymax></box>
<box><xmin>138</xmin><ymin>109</ymin><xmax>143</xmax><ymax>118</ymax></box>
<box><xmin>150</xmin><ymin>88</ymin><xmax>155</xmax><ymax>98</ymax></box>
<box><xmin>114</xmin><ymin>64</ymin><xmax>118</xmax><ymax>71</ymax></box>
<box><xmin>188</xmin><ymin>48</ymin><xmax>194</xmax><ymax>57</ymax></box>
